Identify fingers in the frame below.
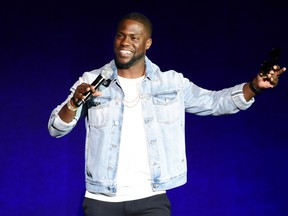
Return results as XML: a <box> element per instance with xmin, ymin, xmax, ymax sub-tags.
<box><xmin>264</xmin><ymin>70</ymin><xmax>279</xmax><ymax>86</ymax></box>
<box><xmin>273</xmin><ymin>65</ymin><xmax>280</xmax><ymax>70</ymax></box>
<box><xmin>73</xmin><ymin>84</ymin><xmax>89</xmax><ymax>100</ymax></box>
<box><xmin>276</xmin><ymin>66</ymin><xmax>286</xmax><ymax>76</ymax></box>
<box><xmin>258</xmin><ymin>65</ymin><xmax>285</xmax><ymax>87</ymax></box>
<box><xmin>73</xmin><ymin>83</ymin><xmax>101</xmax><ymax>102</ymax></box>
<box><xmin>269</xmin><ymin>74</ymin><xmax>278</xmax><ymax>86</ymax></box>
<box><xmin>261</xmin><ymin>64</ymin><xmax>285</xmax><ymax>77</ymax></box>
<box><xmin>272</xmin><ymin>65</ymin><xmax>286</xmax><ymax>75</ymax></box>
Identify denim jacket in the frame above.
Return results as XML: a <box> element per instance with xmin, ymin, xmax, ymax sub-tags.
<box><xmin>48</xmin><ymin>56</ymin><xmax>254</xmax><ymax>195</ymax></box>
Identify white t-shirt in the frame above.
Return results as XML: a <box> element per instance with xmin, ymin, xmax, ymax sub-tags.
<box><xmin>85</xmin><ymin>75</ymin><xmax>165</xmax><ymax>202</ymax></box>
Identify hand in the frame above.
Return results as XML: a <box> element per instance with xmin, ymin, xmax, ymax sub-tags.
<box><xmin>72</xmin><ymin>83</ymin><xmax>102</xmax><ymax>104</ymax></box>
<box><xmin>253</xmin><ymin>65</ymin><xmax>286</xmax><ymax>89</ymax></box>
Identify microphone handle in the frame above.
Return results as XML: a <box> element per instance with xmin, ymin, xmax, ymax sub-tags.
<box><xmin>75</xmin><ymin>76</ymin><xmax>105</xmax><ymax>107</ymax></box>
<box><xmin>261</xmin><ymin>48</ymin><xmax>281</xmax><ymax>74</ymax></box>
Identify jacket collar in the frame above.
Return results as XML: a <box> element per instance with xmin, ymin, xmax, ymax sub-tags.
<box><xmin>109</xmin><ymin>56</ymin><xmax>157</xmax><ymax>81</ymax></box>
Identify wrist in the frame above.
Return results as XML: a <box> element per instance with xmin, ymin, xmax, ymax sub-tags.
<box><xmin>249</xmin><ymin>81</ymin><xmax>262</xmax><ymax>94</ymax></box>
<box><xmin>67</xmin><ymin>98</ymin><xmax>78</xmax><ymax>111</ymax></box>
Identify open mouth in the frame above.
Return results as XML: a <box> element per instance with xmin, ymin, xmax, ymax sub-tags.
<box><xmin>119</xmin><ymin>50</ymin><xmax>132</xmax><ymax>57</ymax></box>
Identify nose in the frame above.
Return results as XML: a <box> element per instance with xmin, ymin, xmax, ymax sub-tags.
<box><xmin>120</xmin><ymin>36</ymin><xmax>130</xmax><ymax>46</ymax></box>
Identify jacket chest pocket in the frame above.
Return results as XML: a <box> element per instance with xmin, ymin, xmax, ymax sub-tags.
<box><xmin>87</xmin><ymin>96</ymin><xmax>112</xmax><ymax>128</ymax></box>
<box><xmin>153</xmin><ymin>91</ymin><xmax>179</xmax><ymax>124</ymax></box>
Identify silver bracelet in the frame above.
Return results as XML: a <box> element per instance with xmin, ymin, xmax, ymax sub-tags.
<box><xmin>67</xmin><ymin>98</ymin><xmax>78</xmax><ymax>111</ymax></box>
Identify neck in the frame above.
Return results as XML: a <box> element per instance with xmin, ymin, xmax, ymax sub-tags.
<box><xmin>117</xmin><ymin>63</ymin><xmax>146</xmax><ymax>79</ymax></box>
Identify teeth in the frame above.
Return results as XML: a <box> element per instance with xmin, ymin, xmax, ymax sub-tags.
<box><xmin>120</xmin><ymin>50</ymin><xmax>131</xmax><ymax>54</ymax></box>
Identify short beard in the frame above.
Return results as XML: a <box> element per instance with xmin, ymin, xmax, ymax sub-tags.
<box><xmin>114</xmin><ymin>52</ymin><xmax>145</xmax><ymax>69</ymax></box>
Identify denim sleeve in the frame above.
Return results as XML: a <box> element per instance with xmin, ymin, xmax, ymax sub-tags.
<box><xmin>48</xmin><ymin>77</ymin><xmax>85</xmax><ymax>138</ymax></box>
<box><xmin>230</xmin><ymin>83</ymin><xmax>254</xmax><ymax>110</ymax></box>
<box><xmin>183</xmin><ymin>77</ymin><xmax>254</xmax><ymax>116</ymax></box>
<box><xmin>47</xmin><ymin>65</ymin><xmax>112</xmax><ymax>138</ymax></box>
<box><xmin>48</xmin><ymin>110</ymin><xmax>77</xmax><ymax>138</ymax></box>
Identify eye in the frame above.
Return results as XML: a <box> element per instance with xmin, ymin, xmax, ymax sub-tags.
<box><xmin>116</xmin><ymin>33</ymin><xmax>124</xmax><ymax>39</ymax></box>
<box><xmin>131</xmin><ymin>36</ymin><xmax>139</xmax><ymax>41</ymax></box>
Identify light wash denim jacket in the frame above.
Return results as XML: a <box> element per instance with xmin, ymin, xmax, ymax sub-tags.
<box><xmin>48</xmin><ymin>56</ymin><xmax>254</xmax><ymax>195</ymax></box>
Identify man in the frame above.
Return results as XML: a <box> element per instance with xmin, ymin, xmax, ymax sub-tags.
<box><xmin>48</xmin><ymin>12</ymin><xmax>286</xmax><ymax>216</ymax></box>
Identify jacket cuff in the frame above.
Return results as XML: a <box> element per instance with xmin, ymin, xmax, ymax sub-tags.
<box><xmin>231</xmin><ymin>83</ymin><xmax>254</xmax><ymax>110</ymax></box>
<box><xmin>53</xmin><ymin>115</ymin><xmax>76</xmax><ymax>131</ymax></box>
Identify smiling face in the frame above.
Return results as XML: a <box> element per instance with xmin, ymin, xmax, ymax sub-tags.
<box><xmin>114</xmin><ymin>19</ymin><xmax>152</xmax><ymax>69</ymax></box>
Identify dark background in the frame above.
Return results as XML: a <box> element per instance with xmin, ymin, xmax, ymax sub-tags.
<box><xmin>1</xmin><ymin>0</ymin><xmax>288</xmax><ymax>215</ymax></box>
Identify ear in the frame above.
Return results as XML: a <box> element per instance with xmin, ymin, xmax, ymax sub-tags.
<box><xmin>145</xmin><ymin>38</ymin><xmax>152</xmax><ymax>50</ymax></box>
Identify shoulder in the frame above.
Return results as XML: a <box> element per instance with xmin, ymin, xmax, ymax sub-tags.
<box><xmin>146</xmin><ymin>57</ymin><xmax>185</xmax><ymax>81</ymax></box>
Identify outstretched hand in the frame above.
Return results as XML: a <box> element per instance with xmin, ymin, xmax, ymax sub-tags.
<box><xmin>243</xmin><ymin>64</ymin><xmax>286</xmax><ymax>101</ymax></box>
<box><xmin>254</xmin><ymin>65</ymin><xmax>286</xmax><ymax>89</ymax></box>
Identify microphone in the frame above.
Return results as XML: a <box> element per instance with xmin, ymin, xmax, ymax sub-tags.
<box><xmin>260</xmin><ymin>48</ymin><xmax>281</xmax><ymax>74</ymax></box>
<box><xmin>75</xmin><ymin>68</ymin><xmax>113</xmax><ymax>107</ymax></box>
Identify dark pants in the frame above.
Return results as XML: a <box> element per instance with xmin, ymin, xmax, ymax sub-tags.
<box><xmin>82</xmin><ymin>193</ymin><xmax>171</xmax><ymax>216</ymax></box>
